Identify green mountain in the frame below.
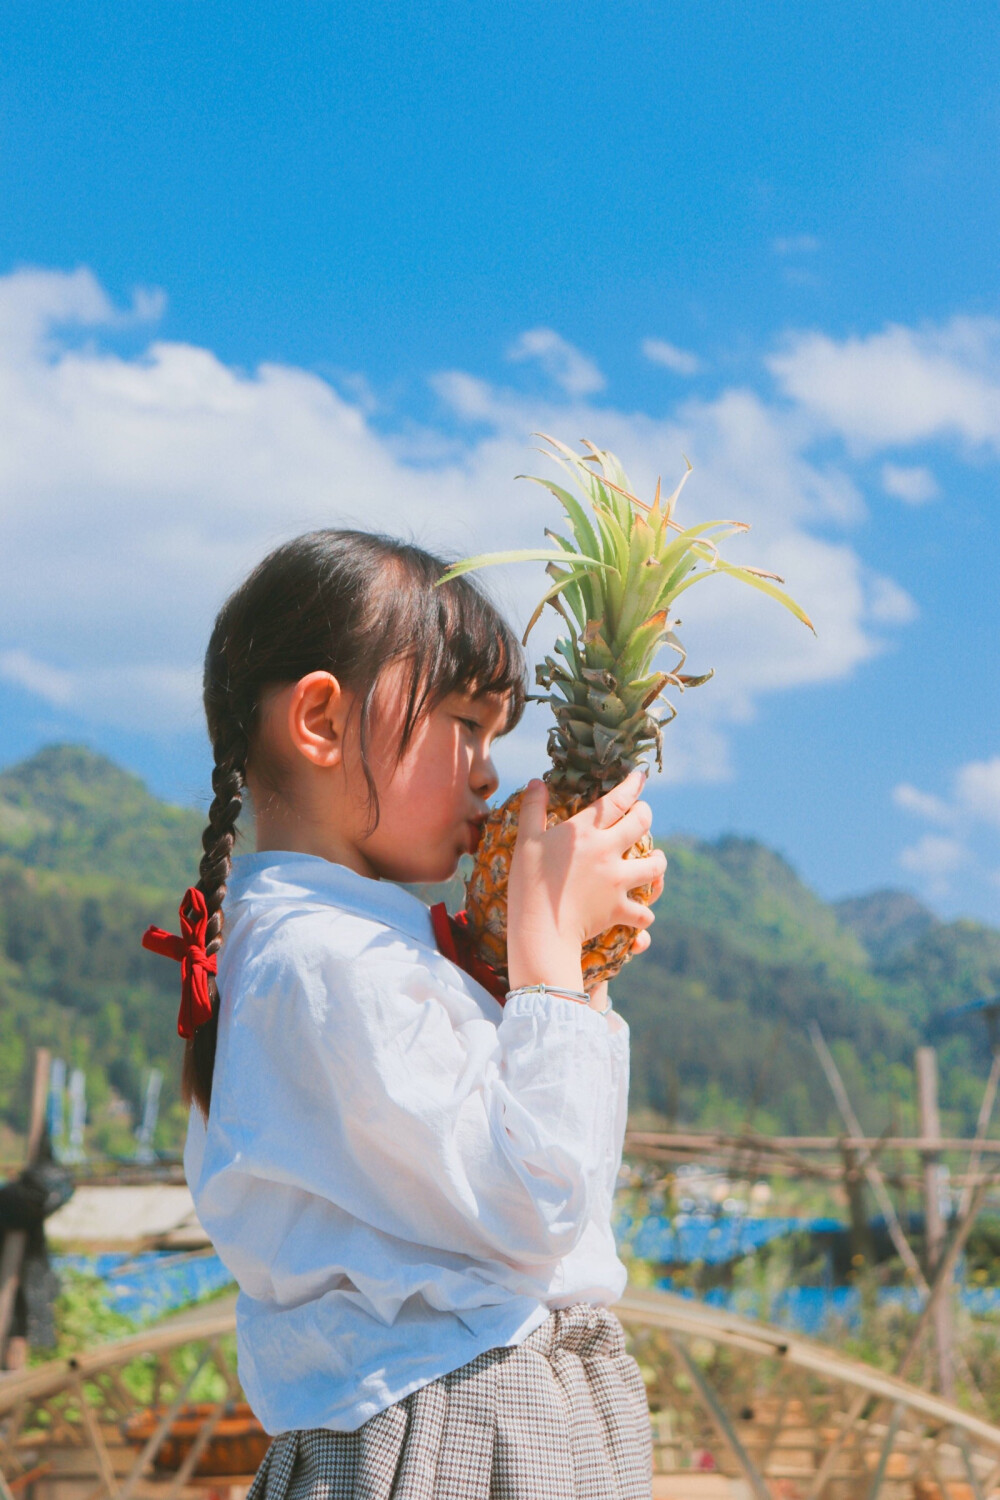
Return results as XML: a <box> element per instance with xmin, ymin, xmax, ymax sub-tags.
<box><xmin>613</xmin><ymin>843</ymin><xmax>1000</xmax><ymax>1136</ymax></box>
<box><xmin>2</xmin><ymin>744</ymin><xmax>999</xmax><ymax>1154</ymax></box>
<box><xmin>0</xmin><ymin>745</ymin><xmax>204</xmax><ymax>892</ymax></box>
<box><xmin>834</xmin><ymin>889</ymin><xmax>937</xmax><ymax>962</ymax></box>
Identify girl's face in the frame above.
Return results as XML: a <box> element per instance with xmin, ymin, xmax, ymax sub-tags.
<box><xmin>356</xmin><ymin>679</ymin><xmax>508</xmax><ymax>885</ymax></box>
<box><xmin>250</xmin><ymin>664</ymin><xmax>512</xmax><ymax>884</ymax></box>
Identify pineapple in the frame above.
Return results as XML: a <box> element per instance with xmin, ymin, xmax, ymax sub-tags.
<box><xmin>438</xmin><ymin>435</ymin><xmax>813</xmax><ymax>989</ymax></box>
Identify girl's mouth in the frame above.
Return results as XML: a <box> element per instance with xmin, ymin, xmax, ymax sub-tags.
<box><xmin>465</xmin><ymin>820</ymin><xmax>484</xmax><ymax>853</ymax></box>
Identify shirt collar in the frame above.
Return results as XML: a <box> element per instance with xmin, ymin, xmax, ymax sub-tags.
<box><xmin>226</xmin><ymin>850</ymin><xmax>435</xmax><ymax>947</ymax></box>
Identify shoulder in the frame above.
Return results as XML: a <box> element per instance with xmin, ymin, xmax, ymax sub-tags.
<box><xmin>216</xmin><ymin>853</ymin><xmax>497</xmax><ymax>1024</ymax></box>
<box><xmin>222</xmin><ymin>900</ymin><xmax>419</xmax><ymax>1003</ymax></box>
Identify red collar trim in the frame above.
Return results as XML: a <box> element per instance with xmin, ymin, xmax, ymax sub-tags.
<box><xmin>429</xmin><ymin>903</ymin><xmax>506</xmax><ymax>1004</ymax></box>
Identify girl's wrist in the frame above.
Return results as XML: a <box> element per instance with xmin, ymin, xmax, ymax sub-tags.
<box><xmin>587</xmin><ymin>981</ymin><xmax>611</xmax><ymax>1014</ymax></box>
<box><xmin>507</xmin><ymin>940</ymin><xmax>584</xmax><ymax>995</ymax></box>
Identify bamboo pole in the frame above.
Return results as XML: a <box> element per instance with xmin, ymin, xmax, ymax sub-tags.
<box><xmin>916</xmin><ymin>1046</ymin><xmax>956</xmax><ymax>1399</ymax></box>
<box><xmin>809</xmin><ymin>1024</ymin><xmax>985</xmax><ymax>1409</ymax></box>
<box><xmin>810</xmin><ymin>1025</ymin><xmax>926</xmax><ymax>1285</ymax></box>
<box><xmin>959</xmin><ymin>1049</ymin><xmax>1000</xmax><ymax>1220</ymax></box>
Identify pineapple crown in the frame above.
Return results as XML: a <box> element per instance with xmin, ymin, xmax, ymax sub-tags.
<box><xmin>437</xmin><ymin>434</ymin><xmax>814</xmax><ymax>795</ymax></box>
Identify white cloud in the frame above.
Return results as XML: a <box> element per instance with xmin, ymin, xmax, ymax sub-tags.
<box><xmin>955</xmin><ymin>757</ymin><xmax>1000</xmax><ymax>831</ymax></box>
<box><xmin>768</xmin><ymin>316</ymin><xmax>1000</xmax><ymax>452</ymax></box>
<box><xmin>506</xmin><ymin>327</ymin><xmax>605</xmax><ymax>397</ymax></box>
<box><xmin>897</xmin><ymin>757</ymin><xmax>1000</xmax><ymax>834</ymax></box>
<box><xmin>894</xmin><ymin>756</ymin><xmax>1000</xmax><ymax>903</ymax></box>
<box><xmin>0</xmin><ymin>267</ymin><xmax>921</xmax><ymax>791</ymax></box>
<box><xmin>880</xmin><ymin>462</ymin><xmax>940</xmax><ymax>504</ymax></box>
<box><xmin>0</xmin><ymin>650</ymin><xmax>76</xmax><ymax>707</ymax></box>
<box><xmin>0</xmin><ymin>266</ymin><xmax>163</xmax><ymax>357</ymax></box>
<box><xmin>899</xmin><ymin>834</ymin><xmax>966</xmax><ymax>879</ymax></box>
<box><xmin>894</xmin><ymin>783</ymin><xmax>953</xmax><ymax>825</ymax></box>
<box><xmin>641</xmin><ymin>338</ymin><xmax>703</xmax><ymax>376</ymax></box>
<box><xmin>866</xmin><ymin>575</ymin><xmax>919</xmax><ymax>625</ymax></box>
<box><xmin>773</xmin><ymin>235</ymin><xmax>821</xmax><ymax>256</ymax></box>
<box><xmin>0</xmin><ymin>650</ymin><xmax>201</xmax><ymax>732</ymax></box>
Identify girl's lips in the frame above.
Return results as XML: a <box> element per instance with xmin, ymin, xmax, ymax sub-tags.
<box><xmin>466</xmin><ymin>820</ymin><xmax>484</xmax><ymax>853</ymax></box>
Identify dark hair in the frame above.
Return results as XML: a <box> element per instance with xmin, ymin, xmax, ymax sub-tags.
<box><xmin>185</xmin><ymin>528</ymin><xmax>526</xmax><ymax>1116</ymax></box>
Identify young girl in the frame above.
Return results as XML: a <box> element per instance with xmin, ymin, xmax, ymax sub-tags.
<box><xmin>146</xmin><ymin>528</ymin><xmax>667</xmax><ymax>1500</ymax></box>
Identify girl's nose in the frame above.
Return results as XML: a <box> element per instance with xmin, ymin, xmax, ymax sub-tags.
<box><xmin>475</xmin><ymin>753</ymin><xmax>499</xmax><ymax>800</ymax></box>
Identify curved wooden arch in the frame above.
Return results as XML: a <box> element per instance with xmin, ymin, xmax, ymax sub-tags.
<box><xmin>2</xmin><ymin>1289</ymin><xmax>999</xmax><ymax>1500</ymax></box>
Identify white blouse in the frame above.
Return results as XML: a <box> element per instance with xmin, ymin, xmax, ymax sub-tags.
<box><xmin>184</xmin><ymin>851</ymin><xmax>630</xmax><ymax>1434</ymax></box>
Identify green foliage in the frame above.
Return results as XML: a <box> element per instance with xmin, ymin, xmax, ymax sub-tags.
<box><xmin>2</xmin><ymin>743</ymin><xmax>1000</xmax><ymax>1151</ymax></box>
<box><xmin>0</xmin><ymin>853</ymin><xmax>184</xmax><ymax>1136</ymax></box>
<box><xmin>34</xmin><ymin>1269</ymin><xmax>237</xmax><ymax>1405</ymax></box>
<box><xmin>614</xmin><ymin>837</ymin><xmax>1000</xmax><ymax>1137</ymax></box>
<box><xmin>38</xmin><ymin>1268</ymin><xmax>137</xmax><ymax>1362</ymax></box>
<box><xmin>0</xmin><ymin>744</ymin><xmax>204</xmax><ymax>891</ymax></box>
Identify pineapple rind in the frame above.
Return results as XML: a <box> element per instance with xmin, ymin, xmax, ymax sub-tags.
<box><xmin>465</xmin><ymin>786</ymin><xmax>656</xmax><ymax>990</ymax></box>
<box><xmin>462</xmin><ymin>435</ymin><xmax>812</xmax><ymax>988</ymax></box>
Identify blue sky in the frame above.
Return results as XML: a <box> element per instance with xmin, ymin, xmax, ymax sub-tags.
<box><xmin>0</xmin><ymin>2</ymin><xmax>998</xmax><ymax>921</ymax></box>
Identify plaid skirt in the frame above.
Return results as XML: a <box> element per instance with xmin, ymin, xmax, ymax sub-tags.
<box><xmin>246</xmin><ymin>1303</ymin><xmax>652</xmax><ymax>1500</ymax></box>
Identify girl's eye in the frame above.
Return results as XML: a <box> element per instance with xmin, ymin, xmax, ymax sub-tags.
<box><xmin>460</xmin><ymin>718</ymin><xmax>480</xmax><ymax>733</ymax></box>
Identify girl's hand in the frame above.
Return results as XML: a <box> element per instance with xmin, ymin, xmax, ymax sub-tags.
<box><xmin>506</xmin><ymin>770</ymin><xmax>668</xmax><ymax>992</ymax></box>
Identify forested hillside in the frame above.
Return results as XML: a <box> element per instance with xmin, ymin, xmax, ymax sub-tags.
<box><xmin>2</xmin><ymin>745</ymin><xmax>999</xmax><ymax>1154</ymax></box>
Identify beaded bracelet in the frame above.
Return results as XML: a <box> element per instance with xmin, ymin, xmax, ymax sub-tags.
<box><xmin>505</xmin><ymin>982</ymin><xmax>614</xmax><ymax>1016</ymax></box>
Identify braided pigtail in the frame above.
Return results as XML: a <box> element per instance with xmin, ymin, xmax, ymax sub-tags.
<box><xmin>174</xmin><ymin>526</ymin><xmax>527</xmax><ymax>1120</ymax></box>
<box><xmin>182</xmin><ymin>738</ymin><xmax>247</xmax><ymax>1117</ymax></box>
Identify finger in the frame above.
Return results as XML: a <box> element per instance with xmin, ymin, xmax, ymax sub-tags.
<box><xmin>620</xmin><ymin>900</ymin><xmax>655</xmax><ymax>929</ymax></box>
<box><xmin>618</xmin><ymin>851</ymin><xmax>666</xmax><ymax>888</ymax></box>
<box><xmin>585</xmin><ymin>768</ymin><xmax>646</xmax><ymax>829</ymax></box>
<box><xmin>610</xmin><ymin>800</ymin><xmax>654</xmax><ymax>850</ymax></box>
<box><xmin>632</xmin><ymin>929</ymin><xmax>652</xmax><ymax>953</ymax></box>
<box><xmin>516</xmin><ymin>778</ymin><xmax>549</xmax><ymax>840</ymax></box>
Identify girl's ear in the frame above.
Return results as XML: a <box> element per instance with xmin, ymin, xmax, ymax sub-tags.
<box><xmin>287</xmin><ymin>672</ymin><xmax>353</xmax><ymax>768</ymax></box>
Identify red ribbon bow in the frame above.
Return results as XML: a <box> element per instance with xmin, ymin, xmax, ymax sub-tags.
<box><xmin>429</xmin><ymin>903</ymin><xmax>507</xmax><ymax>1004</ymax></box>
<box><xmin>142</xmin><ymin>887</ymin><xmax>218</xmax><ymax>1040</ymax></box>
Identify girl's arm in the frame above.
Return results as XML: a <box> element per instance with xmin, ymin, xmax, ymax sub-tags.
<box><xmin>204</xmin><ymin>921</ymin><xmax>628</xmax><ymax>1280</ymax></box>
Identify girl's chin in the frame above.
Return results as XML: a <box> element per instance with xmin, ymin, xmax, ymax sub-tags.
<box><xmin>398</xmin><ymin>854</ymin><xmax>462</xmax><ymax>887</ymax></box>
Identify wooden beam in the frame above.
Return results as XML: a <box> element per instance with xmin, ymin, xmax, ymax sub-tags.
<box><xmin>625</xmin><ymin>1131</ymin><xmax>1000</xmax><ymax>1155</ymax></box>
<box><xmin>615</xmin><ymin>1288</ymin><xmax>1000</xmax><ymax>1452</ymax></box>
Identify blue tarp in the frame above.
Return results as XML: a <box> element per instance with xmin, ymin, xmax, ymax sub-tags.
<box><xmin>54</xmin><ymin>1226</ymin><xmax>1000</xmax><ymax>1341</ymax></box>
<box><xmin>621</xmin><ymin>1214</ymin><xmax>842</xmax><ymax>1265</ymax></box>
<box><xmin>55</xmin><ymin>1252</ymin><xmax>235</xmax><ymax>1324</ymax></box>
<box><xmin>658</xmin><ymin>1281</ymin><xmax>1000</xmax><ymax>1338</ymax></box>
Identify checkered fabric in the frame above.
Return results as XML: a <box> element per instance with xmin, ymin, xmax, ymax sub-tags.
<box><xmin>246</xmin><ymin>1303</ymin><xmax>652</xmax><ymax>1500</ymax></box>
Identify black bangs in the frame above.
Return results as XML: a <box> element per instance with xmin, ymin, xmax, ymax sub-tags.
<box><xmin>411</xmin><ymin>568</ymin><xmax>527</xmax><ymax>738</ymax></box>
<box><xmin>359</xmin><ymin>540</ymin><xmax>528</xmax><ymax>778</ymax></box>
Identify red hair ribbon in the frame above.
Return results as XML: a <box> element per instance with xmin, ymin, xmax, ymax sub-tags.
<box><xmin>142</xmin><ymin>887</ymin><xmax>218</xmax><ymax>1040</ymax></box>
<box><xmin>429</xmin><ymin>903</ymin><xmax>506</xmax><ymax>1004</ymax></box>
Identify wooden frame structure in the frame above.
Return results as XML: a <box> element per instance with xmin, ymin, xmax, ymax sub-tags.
<box><xmin>4</xmin><ymin>1290</ymin><xmax>1000</xmax><ymax>1500</ymax></box>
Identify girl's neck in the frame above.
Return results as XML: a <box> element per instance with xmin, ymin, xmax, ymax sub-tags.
<box><xmin>250</xmin><ymin>780</ymin><xmax>380</xmax><ymax>880</ymax></box>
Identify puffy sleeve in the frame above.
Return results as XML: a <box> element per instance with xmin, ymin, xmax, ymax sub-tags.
<box><xmin>205</xmin><ymin>909</ymin><xmax>630</xmax><ymax>1271</ymax></box>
